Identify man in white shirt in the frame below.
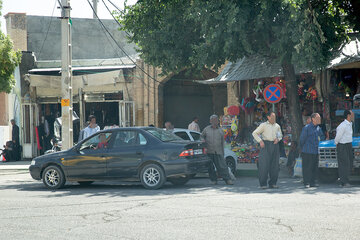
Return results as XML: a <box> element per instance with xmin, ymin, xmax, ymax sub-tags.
<box><xmin>188</xmin><ymin>117</ymin><xmax>200</xmax><ymax>132</ymax></box>
<box><xmin>83</xmin><ymin>115</ymin><xmax>100</xmax><ymax>139</ymax></box>
<box><xmin>335</xmin><ymin>110</ymin><xmax>354</xmax><ymax>187</ymax></box>
<box><xmin>252</xmin><ymin>111</ymin><xmax>283</xmax><ymax>189</ymax></box>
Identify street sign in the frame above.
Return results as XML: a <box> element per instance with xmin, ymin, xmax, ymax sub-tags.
<box><xmin>61</xmin><ymin>98</ymin><xmax>70</xmax><ymax>107</ymax></box>
<box><xmin>263</xmin><ymin>84</ymin><xmax>283</xmax><ymax>104</ymax></box>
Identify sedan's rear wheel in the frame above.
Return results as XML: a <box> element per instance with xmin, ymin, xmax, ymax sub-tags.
<box><xmin>226</xmin><ymin>157</ymin><xmax>236</xmax><ymax>174</ymax></box>
<box><xmin>42</xmin><ymin>165</ymin><xmax>65</xmax><ymax>190</ymax></box>
<box><xmin>140</xmin><ymin>164</ymin><xmax>165</xmax><ymax>190</ymax></box>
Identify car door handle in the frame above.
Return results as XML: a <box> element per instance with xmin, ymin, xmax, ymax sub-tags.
<box><xmin>136</xmin><ymin>152</ymin><xmax>142</xmax><ymax>155</ymax></box>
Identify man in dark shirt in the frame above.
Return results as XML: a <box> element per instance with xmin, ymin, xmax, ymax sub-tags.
<box><xmin>11</xmin><ymin>119</ymin><xmax>20</xmax><ymax>161</ymax></box>
<box><xmin>299</xmin><ymin>113</ymin><xmax>325</xmax><ymax>188</ymax></box>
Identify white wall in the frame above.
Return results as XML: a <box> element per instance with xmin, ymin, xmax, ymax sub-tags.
<box><xmin>0</xmin><ymin>126</ymin><xmax>10</xmax><ymax>149</ymax></box>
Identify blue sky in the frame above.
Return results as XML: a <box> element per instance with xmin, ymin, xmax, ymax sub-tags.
<box><xmin>1</xmin><ymin>0</ymin><xmax>136</xmax><ymax>33</ymax></box>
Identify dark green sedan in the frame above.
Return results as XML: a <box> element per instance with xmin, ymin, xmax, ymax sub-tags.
<box><xmin>29</xmin><ymin>127</ymin><xmax>209</xmax><ymax>190</ymax></box>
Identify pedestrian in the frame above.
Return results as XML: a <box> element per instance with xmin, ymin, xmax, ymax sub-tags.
<box><xmin>201</xmin><ymin>114</ymin><xmax>233</xmax><ymax>185</ymax></box>
<box><xmin>287</xmin><ymin>141</ymin><xmax>299</xmax><ymax>176</ymax></box>
<box><xmin>335</xmin><ymin>110</ymin><xmax>354</xmax><ymax>187</ymax></box>
<box><xmin>252</xmin><ymin>111</ymin><xmax>282</xmax><ymax>189</ymax></box>
<box><xmin>78</xmin><ymin>121</ymin><xmax>90</xmax><ymax>142</ymax></box>
<box><xmin>83</xmin><ymin>115</ymin><xmax>100</xmax><ymax>139</ymax></box>
<box><xmin>299</xmin><ymin>113</ymin><xmax>324</xmax><ymax>188</ymax></box>
<box><xmin>164</xmin><ymin>121</ymin><xmax>174</xmax><ymax>132</ymax></box>
<box><xmin>188</xmin><ymin>117</ymin><xmax>200</xmax><ymax>132</ymax></box>
<box><xmin>10</xmin><ymin>119</ymin><xmax>20</xmax><ymax>161</ymax></box>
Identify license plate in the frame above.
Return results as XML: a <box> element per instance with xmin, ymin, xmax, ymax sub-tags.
<box><xmin>325</xmin><ymin>162</ymin><xmax>338</xmax><ymax>168</ymax></box>
<box><xmin>193</xmin><ymin>149</ymin><xmax>203</xmax><ymax>155</ymax></box>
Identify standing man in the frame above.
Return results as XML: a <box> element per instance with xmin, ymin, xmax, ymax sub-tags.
<box><xmin>201</xmin><ymin>115</ymin><xmax>233</xmax><ymax>185</ymax></box>
<box><xmin>83</xmin><ymin>115</ymin><xmax>100</xmax><ymax>139</ymax></box>
<box><xmin>10</xmin><ymin>119</ymin><xmax>20</xmax><ymax>161</ymax></box>
<box><xmin>164</xmin><ymin>121</ymin><xmax>174</xmax><ymax>132</ymax></box>
<box><xmin>188</xmin><ymin>117</ymin><xmax>200</xmax><ymax>132</ymax></box>
<box><xmin>335</xmin><ymin>110</ymin><xmax>354</xmax><ymax>187</ymax></box>
<box><xmin>252</xmin><ymin>112</ymin><xmax>282</xmax><ymax>189</ymax></box>
<box><xmin>299</xmin><ymin>113</ymin><xmax>324</xmax><ymax>188</ymax></box>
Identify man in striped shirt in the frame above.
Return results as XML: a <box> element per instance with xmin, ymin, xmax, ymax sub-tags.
<box><xmin>299</xmin><ymin>113</ymin><xmax>325</xmax><ymax>188</ymax></box>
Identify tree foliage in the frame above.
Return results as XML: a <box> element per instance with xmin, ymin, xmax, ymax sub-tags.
<box><xmin>118</xmin><ymin>0</ymin><xmax>356</xmax><ymax>141</ymax></box>
<box><xmin>119</xmin><ymin>0</ymin><xmax>352</xmax><ymax>73</ymax></box>
<box><xmin>0</xmin><ymin>0</ymin><xmax>22</xmax><ymax>93</ymax></box>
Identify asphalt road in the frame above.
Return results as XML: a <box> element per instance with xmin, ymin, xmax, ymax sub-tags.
<box><xmin>1</xmin><ymin>171</ymin><xmax>360</xmax><ymax>240</ymax></box>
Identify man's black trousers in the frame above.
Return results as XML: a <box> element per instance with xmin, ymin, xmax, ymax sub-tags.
<box><xmin>208</xmin><ymin>153</ymin><xmax>230</xmax><ymax>182</ymax></box>
<box><xmin>301</xmin><ymin>152</ymin><xmax>318</xmax><ymax>186</ymax></box>
<box><xmin>337</xmin><ymin>143</ymin><xmax>353</xmax><ymax>185</ymax></box>
<box><xmin>258</xmin><ymin>141</ymin><xmax>279</xmax><ymax>187</ymax></box>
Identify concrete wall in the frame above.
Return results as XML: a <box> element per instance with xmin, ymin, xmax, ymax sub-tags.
<box><xmin>26</xmin><ymin>16</ymin><xmax>138</xmax><ymax>60</ymax></box>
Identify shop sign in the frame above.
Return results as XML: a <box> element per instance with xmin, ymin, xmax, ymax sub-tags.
<box><xmin>263</xmin><ymin>84</ymin><xmax>283</xmax><ymax>104</ymax></box>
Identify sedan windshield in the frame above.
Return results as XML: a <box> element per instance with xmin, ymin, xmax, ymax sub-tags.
<box><xmin>146</xmin><ymin>128</ymin><xmax>183</xmax><ymax>142</ymax></box>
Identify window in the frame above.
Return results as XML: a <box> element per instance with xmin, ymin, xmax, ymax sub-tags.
<box><xmin>113</xmin><ymin>131</ymin><xmax>147</xmax><ymax>148</ymax></box>
<box><xmin>146</xmin><ymin>128</ymin><xmax>182</xmax><ymax>142</ymax></box>
<box><xmin>174</xmin><ymin>131</ymin><xmax>191</xmax><ymax>141</ymax></box>
<box><xmin>79</xmin><ymin>132</ymin><xmax>112</xmax><ymax>151</ymax></box>
<box><xmin>190</xmin><ymin>132</ymin><xmax>201</xmax><ymax>141</ymax></box>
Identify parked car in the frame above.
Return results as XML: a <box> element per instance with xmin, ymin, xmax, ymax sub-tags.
<box><xmin>29</xmin><ymin>127</ymin><xmax>210</xmax><ymax>190</ymax></box>
<box><xmin>171</xmin><ymin>128</ymin><xmax>238</xmax><ymax>174</ymax></box>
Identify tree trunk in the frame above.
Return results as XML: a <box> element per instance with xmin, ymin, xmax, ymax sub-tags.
<box><xmin>281</xmin><ymin>61</ymin><xmax>303</xmax><ymax>142</ymax></box>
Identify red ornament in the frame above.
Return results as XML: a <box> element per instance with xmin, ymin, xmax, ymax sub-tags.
<box><xmin>227</xmin><ymin>105</ymin><xmax>240</xmax><ymax>116</ymax></box>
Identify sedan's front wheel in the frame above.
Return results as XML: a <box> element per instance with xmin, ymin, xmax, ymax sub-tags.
<box><xmin>140</xmin><ymin>164</ymin><xmax>165</xmax><ymax>190</ymax></box>
<box><xmin>42</xmin><ymin>165</ymin><xmax>65</xmax><ymax>190</ymax></box>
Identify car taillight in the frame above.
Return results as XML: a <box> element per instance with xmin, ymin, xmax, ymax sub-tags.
<box><xmin>203</xmin><ymin>148</ymin><xmax>207</xmax><ymax>154</ymax></box>
<box><xmin>179</xmin><ymin>149</ymin><xmax>194</xmax><ymax>157</ymax></box>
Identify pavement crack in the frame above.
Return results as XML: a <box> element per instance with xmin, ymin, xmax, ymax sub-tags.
<box><xmin>275</xmin><ymin>218</ymin><xmax>294</xmax><ymax>232</ymax></box>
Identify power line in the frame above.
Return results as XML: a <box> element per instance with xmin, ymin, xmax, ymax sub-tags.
<box><xmin>102</xmin><ymin>0</ymin><xmax>131</xmax><ymax>38</ymax></box>
<box><xmin>86</xmin><ymin>0</ymin><xmax>163</xmax><ymax>86</ymax></box>
<box><xmin>38</xmin><ymin>0</ymin><xmax>57</xmax><ymax>59</ymax></box>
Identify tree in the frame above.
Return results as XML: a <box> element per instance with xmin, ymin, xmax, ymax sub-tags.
<box><xmin>118</xmin><ymin>0</ymin><xmax>354</xmax><ymax>141</ymax></box>
<box><xmin>0</xmin><ymin>0</ymin><xmax>22</xmax><ymax>93</ymax></box>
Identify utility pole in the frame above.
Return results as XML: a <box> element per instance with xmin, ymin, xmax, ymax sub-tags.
<box><xmin>60</xmin><ymin>0</ymin><xmax>73</xmax><ymax>150</ymax></box>
<box><xmin>92</xmin><ymin>0</ymin><xmax>98</xmax><ymax>19</ymax></box>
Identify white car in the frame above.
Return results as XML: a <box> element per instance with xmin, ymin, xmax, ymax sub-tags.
<box><xmin>172</xmin><ymin>128</ymin><xmax>238</xmax><ymax>174</ymax></box>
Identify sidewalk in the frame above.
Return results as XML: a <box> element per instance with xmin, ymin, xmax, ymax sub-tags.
<box><xmin>0</xmin><ymin>160</ymin><xmax>31</xmax><ymax>170</ymax></box>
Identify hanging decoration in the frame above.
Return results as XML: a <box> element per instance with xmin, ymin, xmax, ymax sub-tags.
<box><xmin>253</xmin><ymin>80</ymin><xmax>264</xmax><ymax>102</ymax></box>
<box><xmin>227</xmin><ymin>105</ymin><xmax>240</xmax><ymax>116</ymax></box>
<box><xmin>306</xmin><ymin>86</ymin><xmax>318</xmax><ymax>101</ymax></box>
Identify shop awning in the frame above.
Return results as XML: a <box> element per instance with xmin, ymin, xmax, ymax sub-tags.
<box><xmin>28</xmin><ymin>65</ymin><xmax>136</xmax><ymax>76</ymax></box>
<box><xmin>203</xmin><ymin>55</ymin><xmax>310</xmax><ymax>84</ymax></box>
<box><xmin>328</xmin><ymin>36</ymin><xmax>360</xmax><ymax>69</ymax></box>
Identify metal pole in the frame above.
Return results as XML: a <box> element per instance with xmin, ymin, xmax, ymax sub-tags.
<box><xmin>92</xmin><ymin>0</ymin><xmax>98</xmax><ymax>19</ymax></box>
<box><xmin>79</xmin><ymin>88</ymin><xmax>84</xmax><ymax>130</ymax></box>
<box><xmin>60</xmin><ymin>0</ymin><xmax>73</xmax><ymax>150</ymax></box>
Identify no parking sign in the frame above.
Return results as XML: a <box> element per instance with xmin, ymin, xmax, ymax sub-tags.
<box><xmin>263</xmin><ymin>84</ymin><xmax>283</xmax><ymax>104</ymax></box>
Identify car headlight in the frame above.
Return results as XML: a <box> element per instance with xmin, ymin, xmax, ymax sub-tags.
<box><xmin>30</xmin><ymin>159</ymin><xmax>36</xmax><ymax>165</ymax></box>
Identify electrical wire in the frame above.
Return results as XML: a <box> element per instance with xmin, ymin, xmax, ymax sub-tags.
<box><xmin>101</xmin><ymin>0</ymin><xmax>131</xmax><ymax>38</ymax></box>
<box><xmin>37</xmin><ymin>0</ymin><xmax>57</xmax><ymax>59</ymax></box>
<box><xmin>86</xmin><ymin>0</ymin><xmax>163</xmax><ymax>86</ymax></box>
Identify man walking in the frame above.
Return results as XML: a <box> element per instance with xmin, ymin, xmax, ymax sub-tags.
<box><xmin>335</xmin><ymin>110</ymin><xmax>354</xmax><ymax>187</ymax></box>
<box><xmin>188</xmin><ymin>117</ymin><xmax>200</xmax><ymax>132</ymax></box>
<box><xmin>300</xmin><ymin>113</ymin><xmax>324</xmax><ymax>188</ymax></box>
<box><xmin>252</xmin><ymin>112</ymin><xmax>282</xmax><ymax>189</ymax></box>
<box><xmin>201</xmin><ymin>115</ymin><xmax>233</xmax><ymax>185</ymax></box>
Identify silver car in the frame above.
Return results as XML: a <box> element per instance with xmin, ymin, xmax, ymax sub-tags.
<box><xmin>172</xmin><ymin>128</ymin><xmax>238</xmax><ymax>174</ymax></box>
